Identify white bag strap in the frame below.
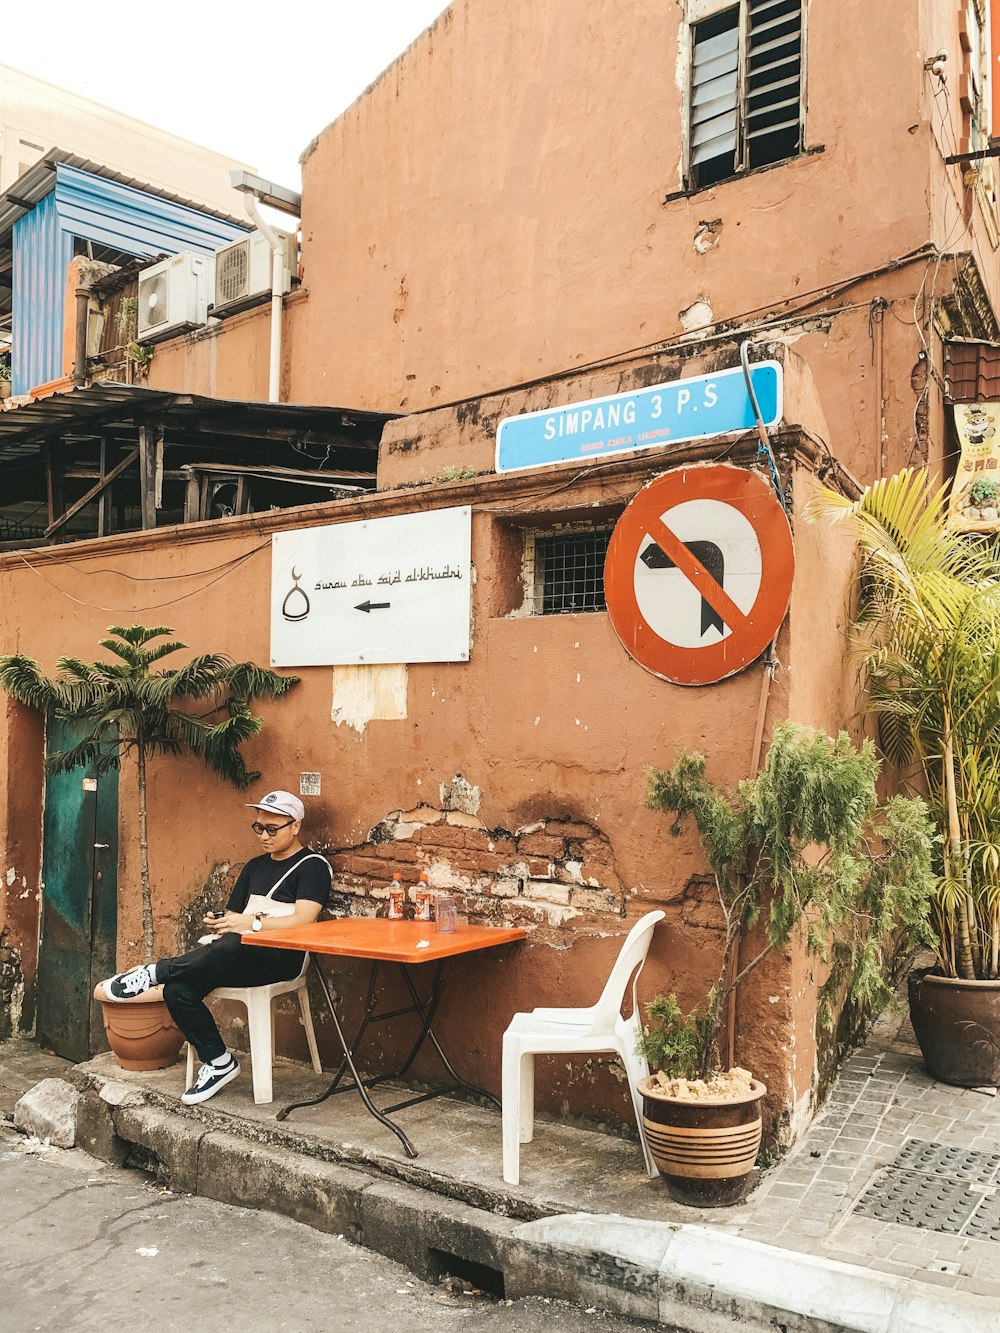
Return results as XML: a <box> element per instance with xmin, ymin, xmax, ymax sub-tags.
<box><xmin>262</xmin><ymin>852</ymin><xmax>333</xmax><ymax>902</ymax></box>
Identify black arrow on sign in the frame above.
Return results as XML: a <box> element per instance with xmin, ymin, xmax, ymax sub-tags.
<box><xmin>640</xmin><ymin>539</ymin><xmax>726</xmax><ymax>636</ymax></box>
<box><xmin>355</xmin><ymin>600</ymin><xmax>391</xmax><ymax>613</ymax></box>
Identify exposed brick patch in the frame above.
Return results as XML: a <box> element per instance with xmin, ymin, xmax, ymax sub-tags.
<box><xmin>372</xmin><ymin>842</ymin><xmax>421</xmax><ymax>863</ymax></box>
<box><xmin>517</xmin><ymin>833</ymin><xmax>565</xmax><ymax>858</ymax></box>
<box><xmin>414</xmin><ymin>824</ymin><xmax>466</xmax><ymax>848</ymax></box>
<box><xmin>326</xmin><ymin>808</ymin><xmax>628</xmax><ymax>930</ymax></box>
<box><xmin>0</xmin><ymin>929</ymin><xmax>24</xmax><ymax>1040</ymax></box>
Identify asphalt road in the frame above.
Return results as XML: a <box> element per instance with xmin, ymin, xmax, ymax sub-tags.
<box><xmin>1</xmin><ymin>1125</ymin><xmax>655</xmax><ymax>1333</ymax></box>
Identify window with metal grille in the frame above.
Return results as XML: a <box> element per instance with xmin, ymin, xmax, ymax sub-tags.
<box><xmin>520</xmin><ymin>528</ymin><xmax>612</xmax><ymax>615</ymax></box>
<box><xmin>688</xmin><ymin>0</ymin><xmax>804</xmax><ymax>190</ymax></box>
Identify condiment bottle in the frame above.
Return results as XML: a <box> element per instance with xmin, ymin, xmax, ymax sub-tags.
<box><xmin>388</xmin><ymin>872</ymin><xmax>405</xmax><ymax>919</ymax></box>
<box><xmin>415</xmin><ymin>870</ymin><xmax>433</xmax><ymax>921</ymax></box>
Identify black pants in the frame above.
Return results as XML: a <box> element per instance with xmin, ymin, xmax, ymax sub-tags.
<box><xmin>157</xmin><ymin>933</ymin><xmax>305</xmax><ymax>1064</ymax></box>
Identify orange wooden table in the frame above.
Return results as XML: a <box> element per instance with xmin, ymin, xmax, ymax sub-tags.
<box><xmin>243</xmin><ymin>917</ymin><xmax>526</xmax><ymax>1156</ymax></box>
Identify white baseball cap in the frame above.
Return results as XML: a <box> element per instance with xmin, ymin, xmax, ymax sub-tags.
<box><xmin>245</xmin><ymin>790</ymin><xmax>305</xmax><ymax>822</ymax></box>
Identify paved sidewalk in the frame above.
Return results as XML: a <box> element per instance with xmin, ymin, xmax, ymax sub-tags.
<box><xmin>732</xmin><ymin>1001</ymin><xmax>1000</xmax><ymax>1302</ymax></box>
<box><xmin>6</xmin><ymin>989</ymin><xmax>1000</xmax><ymax>1329</ymax></box>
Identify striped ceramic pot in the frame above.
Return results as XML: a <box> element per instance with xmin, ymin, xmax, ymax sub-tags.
<box><xmin>638</xmin><ymin>1075</ymin><xmax>767</xmax><ymax>1207</ymax></box>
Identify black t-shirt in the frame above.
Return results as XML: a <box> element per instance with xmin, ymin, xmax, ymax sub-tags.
<box><xmin>226</xmin><ymin>847</ymin><xmax>332</xmax><ymax>914</ymax></box>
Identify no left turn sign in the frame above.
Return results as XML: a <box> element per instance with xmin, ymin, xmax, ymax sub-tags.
<box><xmin>604</xmin><ymin>464</ymin><xmax>794</xmax><ymax>686</ymax></box>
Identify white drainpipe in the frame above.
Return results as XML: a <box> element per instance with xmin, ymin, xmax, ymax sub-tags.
<box><xmin>241</xmin><ymin>194</ymin><xmax>286</xmax><ymax>403</ymax></box>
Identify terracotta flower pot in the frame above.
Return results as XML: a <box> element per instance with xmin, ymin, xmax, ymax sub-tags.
<box><xmin>908</xmin><ymin>969</ymin><xmax>1000</xmax><ymax>1087</ymax></box>
<box><xmin>637</xmin><ymin>1074</ymin><xmax>767</xmax><ymax>1207</ymax></box>
<box><xmin>93</xmin><ymin>983</ymin><xmax>185</xmax><ymax>1072</ymax></box>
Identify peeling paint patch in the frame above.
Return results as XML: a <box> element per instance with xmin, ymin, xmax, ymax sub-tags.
<box><xmin>5</xmin><ymin>868</ymin><xmax>16</xmax><ymax>886</ymax></box>
<box><xmin>679</xmin><ymin>298</ymin><xmax>714</xmax><ymax>332</ymax></box>
<box><xmin>439</xmin><ymin>773</ymin><xmax>481</xmax><ymax>815</ymax></box>
<box><xmin>0</xmin><ymin>931</ymin><xmax>25</xmax><ymax>1038</ymax></box>
<box><xmin>331</xmin><ymin>664</ymin><xmax>407</xmax><ymax>733</ymax></box>
<box><xmin>693</xmin><ymin>219</ymin><xmax>723</xmax><ymax>253</ymax></box>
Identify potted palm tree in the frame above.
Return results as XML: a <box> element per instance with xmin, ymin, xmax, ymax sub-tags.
<box><xmin>0</xmin><ymin>625</ymin><xmax>297</xmax><ymax>1069</ymax></box>
<box><xmin>810</xmin><ymin>468</ymin><xmax>1000</xmax><ymax>1086</ymax></box>
<box><xmin>638</xmin><ymin>722</ymin><xmax>934</xmax><ymax>1205</ymax></box>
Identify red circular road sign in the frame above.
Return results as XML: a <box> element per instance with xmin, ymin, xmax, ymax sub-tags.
<box><xmin>604</xmin><ymin>464</ymin><xmax>794</xmax><ymax>686</ymax></box>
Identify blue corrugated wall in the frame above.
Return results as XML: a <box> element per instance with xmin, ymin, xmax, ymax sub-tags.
<box><xmin>11</xmin><ymin>165</ymin><xmax>247</xmax><ymax>396</ymax></box>
<box><xmin>11</xmin><ymin>193</ymin><xmax>74</xmax><ymax>397</ymax></box>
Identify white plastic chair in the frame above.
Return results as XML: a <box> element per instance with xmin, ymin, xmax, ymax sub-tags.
<box><xmin>184</xmin><ymin>954</ymin><xmax>322</xmax><ymax>1105</ymax></box>
<box><xmin>501</xmin><ymin>909</ymin><xmax>665</xmax><ymax>1185</ymax></box>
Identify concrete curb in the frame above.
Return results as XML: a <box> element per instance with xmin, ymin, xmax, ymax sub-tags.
<box><xmin>37</xmin><ymin>1071</ymin><xmax>1000</xmax><ymax>1330</ymax></box>
<box><xmin>68</xmin><ymin>1063</ymin><xmax>550</xmax><ymax>1222</ymax></box>
<box><xmin>514</xmin><ymin>1213</ymin><xmax>1000</xmax><ymax>1333</ymax></box>
<box><xmin>68</xmin><ymin>1073</ymin><xmax>524</xmax><ymax>1290</ymax></box>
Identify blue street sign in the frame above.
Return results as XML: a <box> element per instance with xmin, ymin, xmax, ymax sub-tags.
<box><xmin>495</xmin><ymin>361</ymin><xmax>783</xmax><ymax>474</ymax></box>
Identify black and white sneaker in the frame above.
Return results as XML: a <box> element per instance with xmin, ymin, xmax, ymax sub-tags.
<box><xmin>181</xmin><ymin>1055</ymin><xmax>240</xmax><ymax>1106</ymax></box>
<box><xmin>100</xmin><ymin>966</ymin><xmax>154</xmax><ymax>1002</ymax></box>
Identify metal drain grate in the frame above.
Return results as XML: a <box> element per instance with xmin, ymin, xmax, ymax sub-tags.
<box><xmin>855</xmin><ymin>1139</ymin><xmax>1000</xmax><ymax>1239</ymax></box>
<box><xmin>965</xmin><ymin>1192</ymin><xmax>1000</xmax><ymax>1243</ymax></box>
<box><xmin>856</xmin><ymin>1169</ymin><xmax>983</xmax><ymax>1232</ymax></box>
<box><xmin>893</xmin><ymin>1139</ymin><xmax>1000</xmax><ymax>1186</ymax></box>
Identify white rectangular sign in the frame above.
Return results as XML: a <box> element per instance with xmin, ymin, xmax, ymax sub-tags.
<box><xmin>270</xmin><ymin>507</ymin><xmax>472</xmax><ymax>667</ymax></box>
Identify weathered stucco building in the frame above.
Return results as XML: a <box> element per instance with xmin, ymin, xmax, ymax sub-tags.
<box><xmin>2</xmin><ymin>0</ymin><xmax>999</xmax><ymax>1150</ymax></box>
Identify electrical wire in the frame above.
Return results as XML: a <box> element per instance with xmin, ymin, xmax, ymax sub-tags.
<box><xmin>401</xmin><ymin>248</ymin><xmax>940</xmax><ymax>419</ymax></box>
<box><xmin>10</xmin><ymin>542</ymin><xmax>268</xmax><ymax>614</ymax></box>
<box><xmin>80</xmin><ymin>541</ymin><xmax>271</xmax><ymax>582</ymax></box>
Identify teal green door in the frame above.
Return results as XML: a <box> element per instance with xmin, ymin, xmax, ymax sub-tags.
<box><xmin>36</xmin><ymin>719</ymin><xmax>119</xmax><ymax>1062</ymax></box>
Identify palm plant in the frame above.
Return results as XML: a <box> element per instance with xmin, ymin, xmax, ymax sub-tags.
<box><xmin>808</xmin><ymin>468</ymin><xmax>1000</xmax><ymax>981</ymax></box>
<box><xmin>0</xmin><ymin>625</ymin><xmax>298</xmax><ymax>961</ymax></box>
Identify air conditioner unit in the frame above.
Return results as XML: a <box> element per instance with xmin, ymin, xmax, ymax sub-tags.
<box><xmin>212</xmin><ymin>230</ymin><xmax>295</xmax><ymax>318</ymax></box>
<box><xmin>137</xmin><ymin>252</ymin><xmax>214</xmax><ymax>342</ymax></box>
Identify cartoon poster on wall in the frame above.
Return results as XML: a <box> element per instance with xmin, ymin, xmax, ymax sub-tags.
<box><xmin>948</xmin><ymin>403</ymin><xmax>1000</xmax><ymax>532</ymax></box>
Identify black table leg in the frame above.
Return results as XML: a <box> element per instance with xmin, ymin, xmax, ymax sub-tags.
<box><xmin>276</xmin><ymin>952</ymin><xmax>501</xmax><ymax>1149</ymax></box>
<box><xmin>395</xmin><ymin>963</ymin><xmax>501</xmax><ymax>1110</ymax></box>
<box><xmin>276</xmin><ymin>958</ymin><xmax>418</xmax><ymax>1158</ymax></box>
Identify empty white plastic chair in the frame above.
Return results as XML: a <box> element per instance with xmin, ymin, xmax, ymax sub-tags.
<box><xmin>184</xmin><ymin>954</ymin><xmax>322</xmax><ymax>1105</ymax></box>
<box><xmin>502</xmin><ymin>909</ymin><xmax>665</xmax><ymax>1185</ymax></box>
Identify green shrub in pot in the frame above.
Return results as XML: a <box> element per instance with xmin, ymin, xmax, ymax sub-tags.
<box><xmin>640</xmin><ymin>722</ymin><xmax>936</xmax><ymax>1086</ymax></box>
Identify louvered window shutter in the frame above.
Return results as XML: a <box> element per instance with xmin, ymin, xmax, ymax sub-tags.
<box><xmin>688</xmin><ymin>0</ymin><xmax>803</xmax><ymax>188</ymax></box>
<box><xmin>690</xmin><ymin>9</ymin><xmax>740</xmax><ymax>186</ymax></box>
<box><xmin>746</xmin><ymin>0</ymin><xmax>803</xmax><ymax>169</ymax></box>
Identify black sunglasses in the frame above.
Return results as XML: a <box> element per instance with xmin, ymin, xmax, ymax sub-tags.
<box><xmin>250</xmin><ymin>819</ymin><xmax>294</xmax><ymax>837</ymax></box>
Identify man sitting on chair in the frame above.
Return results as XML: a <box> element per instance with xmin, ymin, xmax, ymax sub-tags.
<box><xmin>99</xmin><ymin>790</ymin><xmax>332</xmax><ymax>1106</ymax></box>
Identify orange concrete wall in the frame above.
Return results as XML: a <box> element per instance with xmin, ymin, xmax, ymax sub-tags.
<box><xmin>143</xmin><ymin>0</ymin><xmax>990</xmax><ymax>433</ymax></box>
<box><xmin>146</xmin><ymin>305</ymin><xmax>273</xmax><ymax>403</ymax></box>
<box><xmin>0</xmin><ymin>456</ymin><xmax>809</xmax><ymax>1130</ymax></box>
<box><xmin>287</xmin><ymin>0</ymin><xmax>931</xmax><ymax>413</ymax></box>
<box><xmin>923</xmin><ymin>0</ymin><xmax>1000</xmax><ymax>282</ymax></box>
<box><xmin>17</xmin><ymin>0</ymin><xmax>989</xmax><ymax>1135</ymax></box>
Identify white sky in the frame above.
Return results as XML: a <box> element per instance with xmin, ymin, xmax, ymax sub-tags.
<box><xmin>4</xmin><ymin>1</ymin><xmax>452</xmax><ymax>190</ymax></box>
